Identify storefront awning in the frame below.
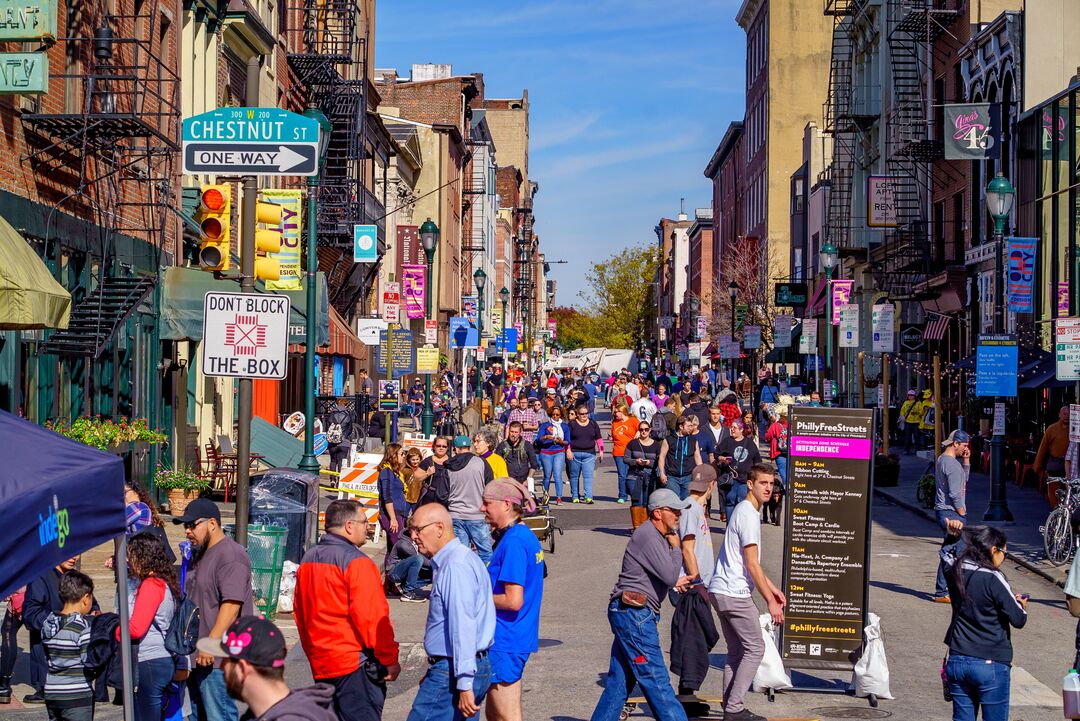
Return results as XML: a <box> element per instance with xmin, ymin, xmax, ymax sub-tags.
<box><xmin>807</xmin><ymin>279</ymin><xmax>828</xmax><ymax>317</ymax></box>
<box><xmin>159</xmin><ymin>266</ymin><xmax>328</xmax><ymax>346</ymax></box>
<box><xmin>0</xmin><ymin>214</ymin><xmax>71</xmax><ymax>330</ymax></box>
<box><xmin>288</xmin><ymin>305</ymin><xmax>366</xmax><ymax>360</ymax></box>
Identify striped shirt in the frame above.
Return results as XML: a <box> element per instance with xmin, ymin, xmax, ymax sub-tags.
<box><xmin>42</xmin><ymin>612</ymin><xmax>93</xmax><ymax>704</ymax></box>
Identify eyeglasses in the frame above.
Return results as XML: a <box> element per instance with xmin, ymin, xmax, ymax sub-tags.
<box><xmin>434</xmin><ymin>443</ymin><xmax>448</xmax><ymax>449</ymax></box>
<box><xmin>407</xmin><ymin>520</ymin><xmax>440</xmax><ymax>537</ymax></box>
<box><xmin>576</xmin><ymin>412</ymin><xmax>589</xmax><ymax>417</ymax></box>
<box><xmin>183</xmin><ymin>518</ymin><xmax>208</xmax><ymax>531</ymax></box>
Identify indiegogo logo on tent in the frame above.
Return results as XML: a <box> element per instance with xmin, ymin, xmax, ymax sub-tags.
<box><xmin>38</xmin><ymin>495</ymin><xmax>70</xmax><ymax>549</ymax></box>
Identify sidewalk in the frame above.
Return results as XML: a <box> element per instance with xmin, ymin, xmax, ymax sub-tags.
<box><xmin>874</xmin><ymin>449</ymin><xmax>1070</xmax><ymax>587</ymax></box>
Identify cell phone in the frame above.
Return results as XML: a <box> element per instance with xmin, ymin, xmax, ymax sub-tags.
<box><xmin>1020</xmin><ymin>593</ymin><xmax>1030</xmax><ymax>601</ymax></box>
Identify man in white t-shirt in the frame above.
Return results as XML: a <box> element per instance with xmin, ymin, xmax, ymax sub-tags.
<box><xmin>707</xmin><ymin>463</ymin><xmax>786</xmax><ymax>721</ymax></box>
<box><xmin>679</xmin><ymin>464</ymin><xmax>717</xmax><ymax>584</ymax></box>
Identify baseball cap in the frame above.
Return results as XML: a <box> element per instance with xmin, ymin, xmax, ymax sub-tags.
<box><xmin>647</xmin><ymin>488</ymin><xmax>693</xmax><ymax>512</ymax></box>
<box><xmin>690</xmin><ymin>464</ymin><xmax>717</xmax><ymax>492</ymax></box>
<box><xmin>546</xmin><ymin>388</ymin><xmax>556</xmax><ymax>395</ymax></box>
<box><xmin>906</xmin><ymin>389</ymin><xmax>917</xmax><ymax>397</ymax></box>
<box><xmin>196</xmin><ymin>616</ymin><xmax>286</xmax><ymax>668</ymax></box>
<box><xmin>942</xmin><ymin>429</ymin><xmax>971</xmax><ymax>447</ymax></box>
<box><xmin>453</xmin><ymin>435</ymin><xmax>472</xmax><ymax>448</ymax></box>
<box><xmin>171</xmin><ymin>497</ymin><xmax>221</xmax><ymax>525</ymax></box>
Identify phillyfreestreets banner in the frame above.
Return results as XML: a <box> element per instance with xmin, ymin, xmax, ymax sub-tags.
<box><xmin>944</xmin><ymin>103</ymin><xmax>1000</xmax><ymax>160</ymax></box>
<box><xmin>781</xmin><ymin>406</ymin><xmax>875</xmax><ymax>670</ymax></box>
<box><xmin>401</xmin><ymin>264</ymin><xmax>426</xmax><ymax>320</ymax></box>
<box><xmin>261</xmin><ymin>189</ymin><xmax>302</xmax><ymax>291</ymax></box>
<box><xmin>1006</xmin><ymin>237</ymin><xmax>1038</xmax><ymax>312</ymax></box>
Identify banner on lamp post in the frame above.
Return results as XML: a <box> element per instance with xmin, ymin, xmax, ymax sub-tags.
<box><xmin>830</xmin><ymin>280</ymin><xmax>855</xmax><ymax>325</ymax></box>
<box><xmin>463</xmin><ymin>296</ymin><xmax>478</xmax><ymax>325</ymax></box>
<box><xmin>261</xmin><ymin>189</ymin><xmax>303</xmax><ymax>291</ymax></box>
<box><xmin>490</xmin><ymin>307</ymin><xmax>503</xmax><ymax>334</ymax></box>
<box><xmin>401</xmin><ymin>264</ymin><xmax>426</xmax><ymax>320</ymax></box>
<box><xmin>1006</xmin><ymin>237</ymin><xmax>1037</xmax><ymax>312</ymax></box>
<box><xmin>774</xmin><ymin>314</ymin><xmax>792</xmax><ymax>348</ymax></box>
<box><xmin>695</xmin><ymin>315</ymin><xmax>707</xmax><ymax>339</ymax></box>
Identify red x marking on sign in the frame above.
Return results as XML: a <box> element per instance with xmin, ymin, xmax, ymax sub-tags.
<box><xmin>224</xmin><ymin>314</ymin><xmax>268</xmax><ymax>356</ymax></box>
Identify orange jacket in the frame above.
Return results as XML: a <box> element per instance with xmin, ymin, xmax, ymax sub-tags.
<box><xmin>294</xmin><ymin>532</ymin><xmax>399</xmax><ymax>677</ymax></box>
<box><xmin>611</xmin><ymin>417</ymin><xmax>638</xmax><ymax>457</ymax></box>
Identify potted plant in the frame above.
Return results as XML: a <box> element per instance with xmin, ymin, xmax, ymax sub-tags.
<box><xmin>155</xmin><ymin>466</ymin><xmax>209</xmax><ymax>515</ymax></box>
<box><xmin>874</xmin><ymin>451</ymin><xmax>901</xmax><ymax>487</ymax></box>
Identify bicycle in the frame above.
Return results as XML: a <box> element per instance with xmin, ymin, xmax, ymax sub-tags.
<box><xmin>435</xmin><ymin>406</ymin><xmax>470</xmax><ymax>439</ymax></box>
<box><xmin>1041</xmin><ymin>477</ymin><xmax>1080</xmax><ymax>566</ymax></box>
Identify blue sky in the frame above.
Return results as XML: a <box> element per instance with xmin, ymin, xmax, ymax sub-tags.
<box><xmin>376</xmin><ymin>0</ymin><xmax>746</xmax><ymax>305</ymax></box>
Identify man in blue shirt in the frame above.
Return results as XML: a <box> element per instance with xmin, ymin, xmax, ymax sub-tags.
<box><xmin>407</xmin><ymin>504</ymin><xmax>495</xmax><ymax>721</ymax></box>
<box><xmin>481</xmin><ymin>479</ymin><xmax>545</xmax><ymax>721</ymax></box>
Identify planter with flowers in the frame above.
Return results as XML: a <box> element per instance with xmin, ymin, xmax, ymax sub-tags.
<box><xmin>155</xmin><ymin>466</ymin><xmax>210</xmax><ymax>515</ymax></box>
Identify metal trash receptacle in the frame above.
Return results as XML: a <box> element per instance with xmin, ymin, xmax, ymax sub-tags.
<box><xmin>246</xmin><ymin>524</ymin><xmax>287</xmax><ymax>621</ymax></box>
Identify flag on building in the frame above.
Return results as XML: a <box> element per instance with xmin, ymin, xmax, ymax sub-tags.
<box><xmin>923</xmin><ymin>312</ymin><xmax>950</xmax><ymax>341</ymax></box>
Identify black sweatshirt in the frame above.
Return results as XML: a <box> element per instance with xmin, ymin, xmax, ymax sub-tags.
<box><xmin>943</xmin><ymin>557</ymin><xmax>1027</xmax><ymax>664</ymax></box>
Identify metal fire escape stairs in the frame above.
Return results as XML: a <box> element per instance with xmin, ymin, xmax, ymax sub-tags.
<box><xmin>39</xmin><ymin>277</ymin><xmax>156</xmax><ymax>358</ymax></box>
<box><xmin>822</xmin><ymin>0</ymin><xmax>858</xmax><ymax>256</ymax></box>
<box><xmin>882</xmin><ymin>0</ymin><xmax>960</xmax><ymax>299</ymax></box>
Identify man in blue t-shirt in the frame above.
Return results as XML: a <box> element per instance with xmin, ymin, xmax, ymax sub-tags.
<box><xmin>481</xmin><ymin>478</ymin><xmax>545</xmax><ymax>721</ymax></box>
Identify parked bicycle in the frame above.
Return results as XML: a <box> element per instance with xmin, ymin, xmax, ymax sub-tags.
<box><xmin>1041</xmin><ymin>476</ymin><xmax>1080</xmax><ymax>565</ymax></box>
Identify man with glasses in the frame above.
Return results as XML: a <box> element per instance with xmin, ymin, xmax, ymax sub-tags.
<box><xmin>590</xmin><ymin>489</ymin><xmax>693</xmax><ymax>721</ymax></box>
<box><xmin>173</xmin><ymin>498</ymin><xmax>254</xmax><ymax>721</ymax></box>
<box><xmin>932</xmin><ymin>429</ymin><xmax>971</xmax><ymax>603</ymax></box>
<box><xmin>294</xmin><ymin>500</ymin><xmax>400</xmax><ymax>721</ymax></box>
<box><xmin>506</xmin><ymin>395</ymin><xmax>541</xmax><ymax>443</ymax></box>
<box><xmin>406</xmin><ymin>504</ymin><xmax>495</xmax><ymax>721</ymax></box>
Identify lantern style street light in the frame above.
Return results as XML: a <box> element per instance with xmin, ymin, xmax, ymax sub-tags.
<box><xmin>419</xmin><ymin>218</ymin><xmax>439</xmax><ymax>435</ymax></box>
<box><xmin>473</xmin><ymin>268</ymin><xmax>487</xmax><ymax>401</ymax></box>
<box><xmin>819</xmin><ymin>241</ymin><xmax>839</xmax><ymax>405</ymax></box>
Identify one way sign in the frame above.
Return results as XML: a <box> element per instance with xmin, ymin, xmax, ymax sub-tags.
<box><xmin>182</xmin><ymin>106</ymin><xmax>321</xmax><ymax>177</ymax></box>
<box><xmin>183</xmin><ymin>144</ymin><xmax>316</xmax><ymax>175</ymax></box>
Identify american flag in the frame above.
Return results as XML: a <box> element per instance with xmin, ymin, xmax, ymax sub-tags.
<box><xmin>923</xmin><ymin>312</ymin><xmax>951</xmax><ymax>341</ymax></box>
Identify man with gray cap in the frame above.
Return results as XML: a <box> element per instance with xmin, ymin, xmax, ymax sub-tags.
<box><xmin>933</xmin><ymin>429</ymin><xmax>971</xmax><ymax>603</ymax></box>
<box><xmin>590</xmin><ymin>489</ymin><xmax>693</xmax><ymax>721</ymax></box>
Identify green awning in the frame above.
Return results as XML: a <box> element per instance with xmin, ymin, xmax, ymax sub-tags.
<box><xmin>159</xmin><ymin>266</ymin><xmax>329</xmax><ymax>346</ymax></box>
<box><xmin>0</xmin><ymin>214</ymin><xmax>71</xmax><ymax>330</ymax></box>
<box><xmin>251</xmin><ymin>416</ymin><xmax>304</xmax><ymax>468</ymax></box>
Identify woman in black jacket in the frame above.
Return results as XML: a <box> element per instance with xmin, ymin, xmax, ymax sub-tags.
<box><xmin>942</xmin><ymin>525</ymin><xmax>1028</xmax><ymax>721</ymax></box>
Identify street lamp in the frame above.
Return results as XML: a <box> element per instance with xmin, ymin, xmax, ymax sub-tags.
<box><xmin>474</xmin><ymin>268</ymin><xmax>487</xmax><ymax>402</ymax></box>
<box><xmin>985</xmin><ymin>172</ymin><xmax>1016</xmax><ymax>522</ymax></box>
<box><xmin>419</xmin><ymin>218</ymin><xmax>439</xmax><ymax>436</ymax></box>
<box><xmin>728</xmin><ymin>281</ymin><xmax>739</xmax><ymax>380</ymax></box>
<box><xmin>298</xmin><ymin>106</ymin><xmax>333</xmax><ymax>474</ymax></box>
<box><xmin>499</xmin><ymin>286</ymin><xmax>510</xmax><ymax>371</ymax></box>
<box><xmin>819</xmin><ymin>241</ymin><xmax>839</xmax><ymax>405</ymax></box>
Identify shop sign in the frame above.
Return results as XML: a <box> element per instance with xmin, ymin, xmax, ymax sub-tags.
<box><xmin>975</xmin><ymin>334</ymin><xmax>1018</xmax><ymax>398</ymax></box>
<box><xmin>781</xmin><ymin>406</ymin><xmax>875</xmax><ymax>668</ymax></box>
<box><xmin>0</xmin><ymin>0</ymin><xmax>57</xmax><ymax>40</ymax></box>
<box><xmin>775</xmin><ymin>283</ymin><xmax>808</xmax><ymax>307</ymax></box>
<box><xmin>943</xmin><ymin>103</ymin><xmax>1000</xmax><ymax>160</ymax></box>
<box><xmin>0</xmin><ymin>52</ymin><xmax>47</xmax><ymax>94</ymax></box>
<box><xmin>899</xmin><ymin>324</ymin><xmax>925</xmax><ymax>354</ymax></box>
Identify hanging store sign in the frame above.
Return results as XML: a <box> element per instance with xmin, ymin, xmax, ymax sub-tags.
<box><xmin>0</xmin><ymin>0</ymin><xmax>57</xmax><ymax>41</ymax></box>
<box><xmin>201</xmin><ymin>292</ymin><xmax>290</xmax><ymax>379</ymax></box>
<box><xmin>871</xmin><ymin>303</ymin><xmax>895</xmax><ymax>353</ymax></box>
<box><xmin>774</xmin><ymin>314</ymin><xmax>792</xmax><ymax>348</ymax></box>
<box><xmin>743</xmin><ymin>325</ymin><xmax>761</xmax><ymax>349</ymax></box>
<box><xmin>0</xmin><ymin>51</ymin><xmax>47</xmax><ymax>94</ymax></box>
<box><xmin>401</xmin><ymin>264</ymin><xmax>426</xmax><ymax>320</ymax></box>
<box><xmin>182</xmin><ymin>107</ymin><xmax>320</xmax><ymax>175</ymax></box>
<box><xmin>356</xmin><ymin>317</ymin><xmax>388</xmax><ymax>346</ymax></box>
<box><xmin>799</xmin><ymin>319</ymin><xmax>818</xmax><ymax>355</ymax></box>
<box><xmin>830</xmin><ymin>280</ymin><xmax>855</xmax><ymax>325</ymax></box>
<box><xmin>975</xmin><ymin>334</ymin><xmax>1018</xmax><ymax>398</ymax></box>
<box><xmin>899</xmin><ymin>324</ymin><xmax>926</xmax><ymax>354</ymax></box>
<box><xmin>261</xmin><ymin>190</ymin><xmax>302</xmax><ymax>291</ymax></box>
<box><xmin>775</xmin><ymin>283</ymin><xmax>808</xmax><ymax>307</ymax></box>
<box><xmin>353</xmin><ymin>224</ymin><xmax>378</xmax><ymax>263</ymax></box>
<box><xmin>839</xmin><ymin>304</ymin><xmax>859</xmax><ymax>348</ymax></box>
<box><xmin>867</xmin><ymin>176</ymin><xmax>898</xmax><ymax>228</ymax></box>
<box><xmin>1006</xmin><ymin>237</ymin><xmax>1038</xmax><ymax>312</ymax></box>
<box><xmin>943</xmin><ymin>103</ymin><xmax>1001</xmax><ymax>160</ymax></box>
<box><xmin>1055</xmin><ymin>318</ymin><xmax>1080</xmax><ymax>382</ymax></box>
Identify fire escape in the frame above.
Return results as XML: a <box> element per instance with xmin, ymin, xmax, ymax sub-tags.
<box><xmin>822</xmin><ymin>0</ymin><xmax>857</xmax><ymax>254</ymax></box>
<box><xmin>514</xmin><ymin>201</ymin><xmax>537</xmax><ymax>347</ymax></box>
<box><xmin>286</xmin><ymin>0</ymin><xmax>374</xmax><ymax>316</ymax></box>
<box><xmin>881</xmin><ymin>0</ymin><xmax>959</xmax><ymax>298</ymax></box>
<box><xmin>24</xmin><ymin>9</ymin><xmax>180</xmax><ymax>358</ymax></box>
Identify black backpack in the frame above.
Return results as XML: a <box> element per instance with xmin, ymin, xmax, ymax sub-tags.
<box><xmin>163</xmin><ymin>593</ymin><xmax>200</xmax><ymax>657</ymax></box>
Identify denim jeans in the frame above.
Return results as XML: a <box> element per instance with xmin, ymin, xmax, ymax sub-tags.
<box><xmin>189</xmin><ymin>665</ymin><xmax>238</xmax><ymax>721</ymax></box>
<box><xmin>46</xmin><ymin>703</ymin><xmax>94</xmax><ymax>721</ymax></box>
<box><xmin>135</xmin><ymin>657</ymin><xmax>175</xmax><ymax>721</ymax></box>
<box><xmin>406</xmin><ymin>656</ymin><xmax>492</xmax><ymax>721</ymax></box>
<box><xmin>945</xmin><ymin>654</ymin><xmax>1010</xmax><ymax>721</ymax></box>
<box><xmin>725</xmin><ymin>482</ymin><xmax>748</xmax><ymax>518</ymax></box>
<box><xmin>540</xmin><ymin>452</ymin><xmax>566</xmax><ymax>498</ymax></box>
<box><xmin>388</xmin><ymin>554</ymin><xmax>428</xmax><ymax>594</ymax></box>
<box><xmin>774</xmin><ymin>455</ymin><xmax>788</xmax><ymax>484</ymax></box>
<box><xmin>569</xmin><ymin>451</ymin><xmax>596</xmax><ymax>499</ymax></box>
<box><xmin>935</xmin><ymin>509</ymin><xmax>966</xmax><ymax>598</ymax></box>
<box><xmin>665</xmin><ymin>474</ymin><xmax>690</xmax><ymax>500</ymax></box>
<box><xmin>319</xmin><ymin>660</ymin><xmax>387</xmax><ymax>721</ymax></box>
<box><xmin>589</xmin><ymin>600</ymin><xmax>687</xmax><ymax>721</ymax></box>
<box><xmin>452</xmin><ymin>518</ymin><xmax>493</xmax><ymax>563</ymax></box>
<box><xmin>614</xmin><ymin>455</ymin><xmax>630</xmax><ymax>501</ymax></box>
<box><xmin>626</xmin><ymin>471</ymin><xmax>656</xmax><ymax>507</ymax></box>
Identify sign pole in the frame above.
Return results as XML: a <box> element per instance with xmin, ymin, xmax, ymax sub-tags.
<box><xmin>298</xmin><ymin>152</ymin><xmax>321</xmax><ymax>473</ymax></box>
<box><xmin>858</xmin><ymin>351</ymin><xmax>865</xmax><ymax>408</ymax></box>
<box><xmin>385</xmin><ymin>319</ymin><xmax>394</xmax><ymax>447</ymax></box>
<box><xmin>933</xmin><ymin>353</ymin><xmax>943</xmax><ymax>456</ymax></box>
<box><xmin>882</xmin><ymin>354</ymin><xmax>890</xmax><ymax>455</ymax></box>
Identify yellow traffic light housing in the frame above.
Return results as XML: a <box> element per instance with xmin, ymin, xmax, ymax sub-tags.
<box><xmin>252</xmin><ymin>199</ymin><xmax>283</xmax><ymax>281</ymax></box>
<box><xmin>196</xmin><ymin>185</ymin><xmax>231</xmax><ymax>271</ymax></box>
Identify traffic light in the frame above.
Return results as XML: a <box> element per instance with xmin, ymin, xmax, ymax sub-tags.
<box><xmin>252</xmin><ymin>199</ymin><xmax>283</xmax><ymax>281</ymax></box>
<box><xmin>197</xmin><ymin>185</ymin><xmax>231</xmax><ymax>271</ymax></box>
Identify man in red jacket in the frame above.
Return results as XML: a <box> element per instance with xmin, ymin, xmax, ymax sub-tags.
<box><xmin>294</xmin><ymin>500</ymin><xmax>400</xmax><ymax>721</ymax></box>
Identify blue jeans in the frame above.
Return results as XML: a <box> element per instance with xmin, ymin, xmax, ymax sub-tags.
<box><xmin>590</xmin><ymin>600</ymin><xmax>687</xmax><ymax>721</ymax></box>
<box><xmin>725</xmin><ymin>482</ymin><xmax>748</xmax><ymax>518</ymax></box>
<box><xmin>665</xmin><ymin>474</ymin><xmax>690</xmax><ymax>500</ymax></box>
<box><xmin>945</xmin><ymin>654</ymin><xmax>1010</xmax><ymax>721</ymax></box>
<box><xmin>406</xmin><ymin>656</ymin><xmax>492</xmax><ymax>721</ymax></box>
<box><xmin>540</xmin><ymin>452</ymin><xmax>566</xmax><ymax>498</ymax></box>
<box><xmin>614</xmin><ymin>455</ymin><xmax>630</xmax><ymax>501</ymax></box>
<box><xmin>135</xmin><ymin>657</ymin><xmax>175</xmax><ymax>721</ymax></box>
<box><xmin>935</xmin><ymin>509</ymin><xmax>966</xmax><ymax>598</ymax></box>
<box><xmin>626</xmin><ymin>471</ymin><xmax>656</xmax><ymax>507</ymax></box>
<box><xmin>775</xmin><ymin>455</ymin><xmax>787</xmax><ymax>484</ymax></box>
<box><xmin>189</xmin><ymin>666</ymin><xmax>238</xmax><ymax>721</ymax></box>
<box><xmin>388</xmin><ymin>554</ymin><xmax>429</xmax><ymax>594</ymax></box>
<box><xmin>569</xmin><ymin>451</ymin><xmax>596</xmax><ymax>499</ymax></box>
<box><xmin>452</xmin><ymin>518</ymin><xmax>493</xmax><ymax>564</ymax></box>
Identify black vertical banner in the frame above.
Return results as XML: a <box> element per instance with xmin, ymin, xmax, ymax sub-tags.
<box><xmin>943</xmin><ymin>103</ymin><xmax>1001</xmax><ymax>160</ymax></box>
<box><xmin>780</xmin><ymin>407</ymin><xmax>875</xmax><ymax>670</ymax></box>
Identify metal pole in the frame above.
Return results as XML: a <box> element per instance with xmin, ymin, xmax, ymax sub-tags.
<box><xmin>298</xmin><ymin>172</ymin><xmax>320</xmax><ymax>473</ymax></box>
<box><xmin>115</xmin><ymin>534</ymin><xmax>134</xmax><ymax>721</ymax></box>
<box><xmin>882</xmin><ymin>354</ymin><xmax>891</xmax><ymax>455</ymax></box>
<box><xmin>825</xmin><ymin>270</ymin><xmax>834</xmax><ymax>405</ymax></box>
<box><xmin>385</xmin><ymin>316</ymin><xmax>394</xmax><ymax>447</ymax></box>
<box><xmin>235</xmin><ymin>174</ymin><xmax>257</xmax><ymax>547</ymax></box>
<box><xmin>501</xmin><ymin>299</ymin><xmax>509</xmax><ymax>371</ymax></box>
<box><xmin>421</xmin><ymin>254</ymin><xmax>435</xmax><ymax>436</ymax></box>
<box><xmin>475</xmin><ymin>295</ymin><xmax>485</xmax><ymax>405</ymax></box>
<box><xmin>933</xmin><ymin>353</ymin><xmax>943</xmax><ymax>455</ymax></box>
<box><xmin>986</xmin><ymin>221</ymin><xmax>1013</xmax><ymax>520</ymax></box>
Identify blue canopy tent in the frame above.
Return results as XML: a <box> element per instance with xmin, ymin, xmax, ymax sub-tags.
<box><xmin>0</xmin><ymin>410</ymin><xmax>136</xmax><ymax>720</ymax></box>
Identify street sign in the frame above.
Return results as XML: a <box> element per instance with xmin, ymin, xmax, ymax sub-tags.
<box><xmin>416</xmin><ymin>345</ymin><xmax>439</xmax><ymax>374</ymax></box>
<box><xmin>181</xmin><ymin>107</ymin><xmax>320</xmax><ymax>176</ymax></box>
<box><xmin>871</xmin><ymin>303</ymin><xmax>895</xmax><ymax>352</ymax></box>
<box><xmin>381</xmin><ymin>282</ymin><xmax>400</xmax><ymax>324</ymax></box>
<box><xmin>975</xmin><ymin>334</ymin><xmax>1018</xmax><ymax>397</ymax></box>
<box><xmin>424</xmin><ymin>319</ymin><xmax>438</xmax><ymax>345</ymax></box>
<box><xmin>774</xmin><ymin>314</ymin><xmax>792</xmax><ymax>348</ymax></box>
<box><xmin>0</xmin><ymin>0</ymin><xmax>57</xmax><ymax>41</ymax></box>
<box><xmin>1055</xmin><ymin>317</ymin><xmax>1080</xmax><ymax>381</ymax></box>
<box><xmin>839</xmin><ymin>304</ymin><xmax>859</xmax><ymax>348</ymax></box>
<box><xmin>743</xmin><ymin>325</ymin><xmax>761</xmax><ymax>349</ymax></box>
<box><xmin>495</xmin><ymin>328</ymin><xmax>518</xmax><ymax>354</ymax></box>
<box><xmin>201</xmin><ymin>292</ymin><xmax>290</xmax><ymax>379</ymax></box>
<box><xmin>448</xmin><ymin>316</ymin><xmax>478</xmax><ymax>349</ymax></box>
<box><xmin>0</xmin><ymin>52</ymin><xmax>47</xmax><ymax>94</ymax></box>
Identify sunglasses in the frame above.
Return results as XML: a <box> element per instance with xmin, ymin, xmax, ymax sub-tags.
<box><xmin>434</xmin><ymin>443</ymin><xmax>448</xmax><ymax>449</ymax></box>
<box><xmin>183</xmin><ymin>518</ymin><xmax>208</xmax><ymax>531</ymax></box>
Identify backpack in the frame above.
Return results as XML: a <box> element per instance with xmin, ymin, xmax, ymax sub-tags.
<box><xmin>776</xmin><ymin>426</ymin><xmax>788</xmax><ymax>452</ymax></box>
<box><xmin>650</xmin><ymin>411</ymin><xmax>670</xmax><ymax>441</ymax></box>
<box><xmin>326</xmin><ymin>422</ymin><xmax>344</xmax><ymax>444</ymax></box>
<box><xmin>162</xmin><ymin>592</ymin><xmax>200</xmax><ymax>657</ymax></box>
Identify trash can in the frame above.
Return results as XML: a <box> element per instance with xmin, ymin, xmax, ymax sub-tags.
<box><xmin>249</xmin><ymin>468</ymin><xmax>319</xmax><ymax>564</ymax></box>
<box><xmin>246</xmin><ymin>524</ymin><xmax>287</xmax><ymax>621</ymax></box>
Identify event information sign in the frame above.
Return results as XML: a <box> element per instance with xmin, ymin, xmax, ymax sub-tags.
<box><xmin>781</xmin><ymin>406</ymin><xmax>874</xmax><ymax>670</ymax></box>
<box><xmin>975</xmin><ymin>335</ymin><xmax>1018</xmax><ymax>397</ymax></box>
<box><xmin>376</xmin><ymin>329</ymin><xmax>415</xmax><ymax>377</ymax></box>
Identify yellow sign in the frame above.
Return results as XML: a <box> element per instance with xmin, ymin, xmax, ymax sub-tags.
<box><xmin>261</xmin><ymin>189</ymin><xmax>303</xmax><ymax>291</ymax></box>
<box><xmin>416</xmin><ymin>345</ymin><xmax>439</xmax><ymax>374</ymax></box>
<box><xmin>490</xmin><ymin>307</ymin><xmax>503</xmax><ymax>334</ymax></box>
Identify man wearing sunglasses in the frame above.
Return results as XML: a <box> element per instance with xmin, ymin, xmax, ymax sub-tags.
<box><xmin>172</xmin><ymin>498</ymin><xmax>254</xmax><ymax>721</ymax></box>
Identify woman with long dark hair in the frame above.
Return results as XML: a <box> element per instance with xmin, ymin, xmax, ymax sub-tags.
<box><xmin>377</xmin><ymin>443</ymin><xmax>408</xmax><ymax>554</ymax></box>
<box><xmin>942</xmin><ymin>525</ymin><xmax>1028</xmax><ymax>721</ymax></box>
<box><xmin>122</xmin><ymin>531</ymin><xmax>182</xmax><ymax>721</ymax></box>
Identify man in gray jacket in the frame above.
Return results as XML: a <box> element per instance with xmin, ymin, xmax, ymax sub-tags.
<box><xmin>933</xmin><ymin>429</ymin><xmax>971</xmax><ymax>602</ymax></box>
<box><xmin>445</xmin><ymin>435</ymin><xmax>495</xmax><ymax>562</ymax></box>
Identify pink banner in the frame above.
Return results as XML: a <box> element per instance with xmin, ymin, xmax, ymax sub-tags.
<box><xmin>790</xmin><ymin>435</ymin><xmax>872</xmax><ymax>460</ymax></box>
<box><xmin>831</xmin><ymin>279</ymin><xmax>855</xmax><ymax>325</ymax></box>
<box><xmin>401</xmin><ymin>264</ymin><xmax>426</xmax><ymax>320</ymax></box>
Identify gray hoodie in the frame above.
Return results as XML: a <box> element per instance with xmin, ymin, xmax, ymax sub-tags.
<box><xmin>241</xmin><ymin>684</ymin><xmax>339</xmax><ymax>721</ymax></box>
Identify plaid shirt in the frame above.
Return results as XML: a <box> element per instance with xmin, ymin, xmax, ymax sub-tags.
<box><xmin>1067</xmin><ymin>441</ymin><xmax>1079</xmax><ymax>474</ymax></box>
<box><xmin>506</xmin><ymin>408</ymin><xmax>542</xmax><ymax>441</ymax></box>
<box><xmin>125</xmin><ymin>501</ymin><xmax>152</xmax><ymax>535</ymax></box>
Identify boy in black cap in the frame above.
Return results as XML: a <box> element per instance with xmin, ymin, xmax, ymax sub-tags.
<box><xmin>198</xmin><ymin>616</ymin><xmax>337</xmax><ymax>721</ymax></box>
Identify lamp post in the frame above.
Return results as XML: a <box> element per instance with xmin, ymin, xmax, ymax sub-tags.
<box><xmin>473</xmin><ymin>268</ymin><xmax>487</xmax><ymax>403</ymax></box>
<box><xmin>984</xmin><ymin>172</ymin><xmax>1016</xmax><ymax>522</ymax></box>
<box><xmin>820</xmin><ymin>241</ymin><xmax>839</xmax><ymax>405</ymax></box>
<box><xmin>499</xmin><ymin>286</ymin><xmax>510</xmax><ymax>370</ymax></box>
<box><xmin>728</xmin><ymin>281</ymin><xmax>738</xmax><ymax>381</ymax></box>
<box><xmin>298</xmin><ymin>107</ymin><xmax>332</xmax><ymax>474</ymax></box>
<box><xmin>419</xmin><ymin>218</ymin><xmax>439</xmax><ymax>436</ymax></box>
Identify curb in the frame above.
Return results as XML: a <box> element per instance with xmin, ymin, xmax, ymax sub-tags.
<box><xmin>872</xmin><ymin>486</ymin><xmax>1066</xmax><ymax>589</ymax></box>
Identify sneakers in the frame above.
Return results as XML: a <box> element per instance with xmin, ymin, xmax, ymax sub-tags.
<box><xmin>22</xmin><ymin>692</ymin><xmax>44</xmax><ymax>705</ymax></box>
<box><xmin>585</xmin><ymin>498</ymin><xmax>595</xmax><ymax>504</ymax></box>
<box><xmin>616</xmin><ymin>498</ymin><xmax>626</xmax><ymax>504</ymax></box>
<box><xmin>400</xmin><ymin>591</ymin><xmax>428</xmax><ymax>603</ymax></box>
<box><xmin>681</xmin><ymin>701</ymin><xmax>711</xmax><ymax>718</ymax></box>
<box><xmin>724</xmin><ymin>708</ymin><xmax>766</xmax><ymax>721</ymax></box>
<box><xmin>571</xmin><ymin>497</ymin><xmax>580</xmax><ymax>504</ymax></box>
<box><xmin>933</xmin><ymin>595</ymin><xmax>951</xmax><ymax>604</ymax></box>
<box><xmin>553</xmin><ymin>497</ymin><xmax>562</xmax><ymax>505</ymax></box>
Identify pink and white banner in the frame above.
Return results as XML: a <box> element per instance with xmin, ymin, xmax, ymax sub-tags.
<box><xmin>402</xmin><ymin>264</ymin><xmax>426</xmax><ymax>320</ymax></box>
<box><xmin>830</xmin><ymin>279</ymin><xmax>855</xmax><ymax>325</ymax></box>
